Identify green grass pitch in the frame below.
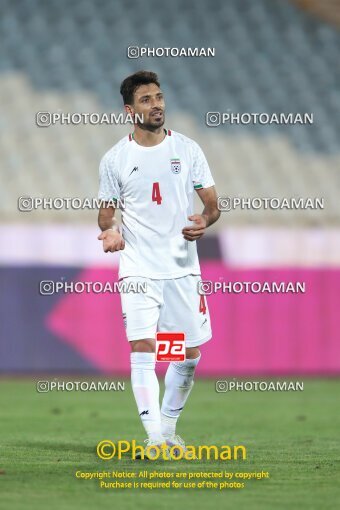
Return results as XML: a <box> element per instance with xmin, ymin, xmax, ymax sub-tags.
<box><xmin>1</xmin><ymin>378</ymin><xmax>339</xmax><ymax>510</ymax></box>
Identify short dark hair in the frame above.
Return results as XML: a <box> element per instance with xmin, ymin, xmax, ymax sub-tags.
<box><xmin>120</xmin><ymin>71</ymin><xmax>160</xmax><ymax>105</ymax></box>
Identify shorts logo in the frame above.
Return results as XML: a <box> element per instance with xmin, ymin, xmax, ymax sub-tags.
<box><xmin>129</xmin><ymin>166</ymin><xmax>138</xmax><ymax>177</ymax></box>
<box><xmin>156</xmin><ymin>332</ymin><xmax>185</xmax><ymax>362</ymax></box>
<box><xmin>171</xmin><ymin>158</ymin><xmax>181</xmax><ymax>174</ymax></box>
<box><xmin>122</xmin><ymin>313</ymin><xmax>127</xmax><ymax>329</ymax></box>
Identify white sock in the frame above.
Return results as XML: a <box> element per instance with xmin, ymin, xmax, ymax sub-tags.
<box><xmin>161</xmin><ymin>354</ymin><xmax>201</xmax><ymax>438</ymax></box>
<box><xmin>130</xmin><ymin>352</ymin><xmax>164</xmax><ymax>442</ymax></box>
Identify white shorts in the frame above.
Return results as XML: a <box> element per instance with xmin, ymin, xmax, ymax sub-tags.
<box><xmin>120</xmin><ymin>274</ymin><xmax>212</xmax><ymax>348</ymax></box>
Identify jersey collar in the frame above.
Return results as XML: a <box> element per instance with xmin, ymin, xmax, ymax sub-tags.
<box><xmin>128</xmin><ymin>128</ymin><xmax>171</xmax><ymax>142</ymax></box>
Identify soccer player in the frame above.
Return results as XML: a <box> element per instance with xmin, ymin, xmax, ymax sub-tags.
<box><xmin>98</xmin><ymin>71</ymin><xmax>220</xmax><ymax>458</ymax></box>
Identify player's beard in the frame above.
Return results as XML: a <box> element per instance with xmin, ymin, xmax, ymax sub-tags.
<box><xmin>137</xmin><ymin>110</ymin><xmax>165</xmax><ymax>132</ymax></box>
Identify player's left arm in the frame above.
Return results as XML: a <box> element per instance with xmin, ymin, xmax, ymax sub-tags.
<box><xmin>182</xmin><ymin>186</ymin><xmax>220</xmax><ymax>241</ymax></box>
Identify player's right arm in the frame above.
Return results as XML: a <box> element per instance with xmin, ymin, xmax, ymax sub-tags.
<box><xmin>97</xmin><ymin>205</ymin><xmax>125</xmax><ymax>252</ymax></box>
<box><xmin>97</xmin><ymin>152</ymin><xmax>124</xmax><ymax>253</ymax></box>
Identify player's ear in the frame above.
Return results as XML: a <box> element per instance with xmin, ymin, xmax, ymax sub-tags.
<box><xmin>124</xmin><ymin>104</ymin><xmax>134</xmax><ymax>116</ymax></box>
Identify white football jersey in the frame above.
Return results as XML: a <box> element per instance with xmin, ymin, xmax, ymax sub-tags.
<box><xmin>98</xmin><ymin>129</ymin><xmax>215</xmax><ymax>279</ymax></box>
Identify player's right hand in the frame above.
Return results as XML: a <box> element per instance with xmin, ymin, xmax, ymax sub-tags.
<box><xmin>97</xmin><ymin>229</ymin><xmax>125</xmax><ymax>253</ymax></box>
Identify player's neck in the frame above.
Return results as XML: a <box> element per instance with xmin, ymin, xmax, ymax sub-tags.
<box><xmin>132</xmin><ymin>127</ymin><xmax>166</xmax><ymax>147</ymax></box>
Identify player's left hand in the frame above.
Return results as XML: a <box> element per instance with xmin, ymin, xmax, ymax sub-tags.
<box><xmin>182</xmin><ymin>214</ymin><xmax>208</xmax><ymax>241</ymax></box>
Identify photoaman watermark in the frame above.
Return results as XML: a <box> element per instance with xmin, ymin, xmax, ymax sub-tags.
<box><xmin>96</xmin><ymin>440</ymin><xmax>246</xmax><ymax>461</ymax></box>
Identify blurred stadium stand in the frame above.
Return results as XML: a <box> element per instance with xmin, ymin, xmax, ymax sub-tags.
<box><xmin>0</xmin><ymin>0</ymin><xmax>340</xmax><ymax>226</ymax></box>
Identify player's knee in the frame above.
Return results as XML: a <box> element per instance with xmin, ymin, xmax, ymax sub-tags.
<box><xmin>185</xmin><ymin>347</ymin><xmax>201</xmax><ymax>359</ymax></box>
<box><xmin>130</xmin><ymin>338</ymin><xmax>156</xmax><ymax>353</ymax></box>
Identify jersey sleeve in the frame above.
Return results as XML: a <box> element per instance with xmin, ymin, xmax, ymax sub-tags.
<box><xmin>191</xmin><ymin>141</ymin><xmax>215</xmax><ymax>190</ymax></box>
<box><xmin>98</xmin><ymin>154</ymin><xmax>121</xmax><ymax>203</ymax></box>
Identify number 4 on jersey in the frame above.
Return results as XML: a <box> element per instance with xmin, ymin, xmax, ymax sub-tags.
<box><xmin>152</xmin><ymin>182</ymin><xmax>162</xmax><ymax>205</ymax></box>
<box><xmin>199</xmin><ymin>295</ymin><xmax>207</xmax><ymax>314</ymax></box>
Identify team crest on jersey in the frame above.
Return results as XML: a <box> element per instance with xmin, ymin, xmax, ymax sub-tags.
<box><xmin>171</xmin><ymin>158</ymin><xmax>181</xmax><ymax>174</ymax></box>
